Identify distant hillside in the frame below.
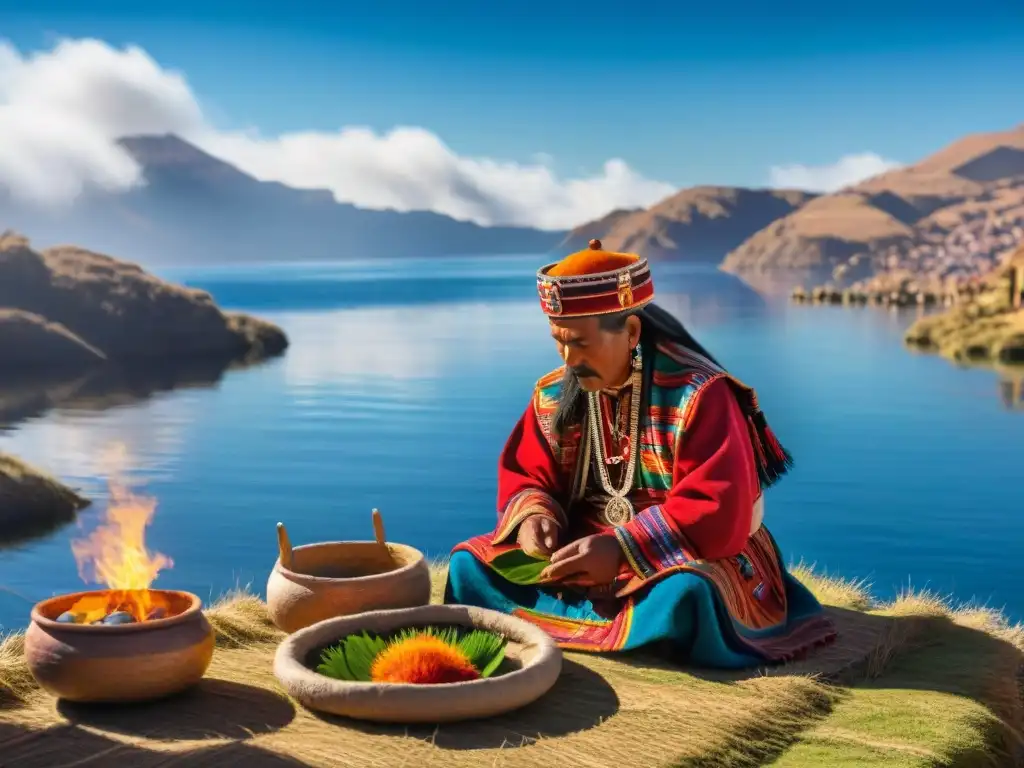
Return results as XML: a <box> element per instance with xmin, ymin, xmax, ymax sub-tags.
<box><xmin>562</xmin><ymin>187</ymin><xmax>817</xmax><ymax>263</ymax></box>
<box><xmin>721</xmin><ymin>123</ymin><xmax>1024</xmax><ymax>292</ymax></box>
<box><xmin>0</xmin><ymin>135</ymin><xmax>564</xmax><ymax>266</ymax></box>
<box><xmin>557</xmin><ymin>208</ymin><xmax>643</xmax><ymax>254</ymax></box>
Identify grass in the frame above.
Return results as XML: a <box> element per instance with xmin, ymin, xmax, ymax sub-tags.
<box><xmin>904</xmin><ymin>279</ymin><xmax>1024</xmax><ymax>366</ymax></box>
<box><xmin>1</xmin><ymin>564</ymin><xmax>1022</xmax><ymax>767</ymax></box>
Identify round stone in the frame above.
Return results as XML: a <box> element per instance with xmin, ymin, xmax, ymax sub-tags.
<box><xmin>101</xmin><ymin>611</ymin><xmax>136</xmax><ymax>625</ymax></box>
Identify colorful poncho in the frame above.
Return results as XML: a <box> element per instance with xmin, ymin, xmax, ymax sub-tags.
<box><xmin>447</xmin><ymin>341</ymin><xmax>836</xmax><ymax>664</ymax></box>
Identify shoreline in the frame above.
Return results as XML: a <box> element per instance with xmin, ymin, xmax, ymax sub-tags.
<box><xmin>0</xmin><ymin>233</ymin><xmax>291</xmax><ymax>545</ymax></box>
<box><xmin>2</xmin><ymin>565</ymin><xmax>1021</xmax><ymax>766</ymax></box>
<box><xmin>0</xmin><ymin>454</ymin><xmax>91</xmax><ymax>550</ymax></box>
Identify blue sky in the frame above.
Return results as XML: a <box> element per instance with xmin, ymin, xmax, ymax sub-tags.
<box><xmin>2</xmin><ymin>0</ymin><xmax>1024</xmax><ymax>195</ymax></box>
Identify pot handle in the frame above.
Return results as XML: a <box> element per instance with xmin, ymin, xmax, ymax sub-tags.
<box><xmin>372</xmin><ymin>508</ymin><xmax>387</xmax><ymax>548</ymax></box>
<box><xmin>276</xmin><ymin>522</ymin><xmax>294</xmax><ymax>569</ymax></box>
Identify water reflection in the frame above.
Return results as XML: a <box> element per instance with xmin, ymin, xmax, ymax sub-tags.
<box><xmin>0</xmin><ymin>358</ymin><xmax>277</xmax><ymax>548</ymax></box>
<box><xmin>167</xmin><ymin>258</ymin><xmax>769</xmax><ymax>318</ymax></box>
<box><xmin>280</xmin><ymin>302</ymin><xmax>545</xmax><ymax>387</ymax></box>
<box><xmin>0</xmin><ymin>360</ymin><xmax>250</xmax><ymax>431</ymax></box>
<box><xmin>2</xmin><ymin>257</ymin><xmax>1024</xmax><ymax>632</ymax></box>
<box><xmin>998</xmin><ymin>369</ymin><xmax>1024</xmax><ymax>411</ymax></box>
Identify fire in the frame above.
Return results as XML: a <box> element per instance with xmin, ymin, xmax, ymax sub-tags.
<box><xmin>68</xmin><ymin>477</ymin><xmax>174</xmax><ymax>623</ymax></box>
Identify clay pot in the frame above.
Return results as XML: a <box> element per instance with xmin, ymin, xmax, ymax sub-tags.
<box><xmin>274</xmin><ymin>604</ymin><xmax>563</xmax><ymax>723</ymax></box>
<box><xmin>25</xmin><ymin>590</ymin><xmax>214</xmax><ymax>703</ymax></box>
<box><xmin>267</xmin><ymin>511</ymin><xmax>432</xmax><ymax>634</ymax></box>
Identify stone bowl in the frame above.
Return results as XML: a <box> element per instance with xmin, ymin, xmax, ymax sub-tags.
<box><xmin>273</xmin><ymin>604</ymin><xmax>563</xmax><ymax>723</ymax></box>
<box><xmin>24</xmin><ymin>589</ymin><xmax>215</xmax><ymax>703</ymax></box>
<box><xmin>266</xmin><ymin>539</ymin><xmax>432</xmax><ymax>634</ymax></box>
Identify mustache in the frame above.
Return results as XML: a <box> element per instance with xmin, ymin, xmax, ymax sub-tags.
<box><xmin>570</xmin><ymin>365</ymin><xmax>599</xmax><ymax>379</ymax></box>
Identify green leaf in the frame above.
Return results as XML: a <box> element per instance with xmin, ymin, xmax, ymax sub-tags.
<box><xmin>491</xmin><ymin>550</ymin><xmax>550</xmax><ymax>585</ymax></box>
<box><xmin>479</xmin><ymin>645</ymin><xmax>506</xmax><ymax>678</ymax></box>
<box><xmin>316</xmin><ymin>643</ymin><xmax>355</xmax><ymax>680</ymax></box>
<box><xmin>456</xmin><ymin>629</ymin><xmax>508</xmax><ymax>677</ymax></box>
<box><xmin>314</xmin><ymin>626</ymin><xmax>509</xmax><ymax>683</ymax></box>
<box><xmin>341</xmin><ymin>632</ymin><xmax>385</xmax><ymax>681</ymax></box>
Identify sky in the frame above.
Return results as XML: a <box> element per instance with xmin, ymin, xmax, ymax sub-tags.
<box><xmin>1</xmin><ymin>0</ymin><xmax>1023</xmax><ymax>229</ymax></box>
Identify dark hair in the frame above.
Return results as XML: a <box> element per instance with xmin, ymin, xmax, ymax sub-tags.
<box><xmin>552</xmin><ymin>303</ymin><xmax>720</xmax><ymax>436</ymax></box>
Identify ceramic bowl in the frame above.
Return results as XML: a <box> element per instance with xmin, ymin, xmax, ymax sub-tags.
<box><xmin>267</xmin><ymin>539</ymin><xmax>432</xmax><ymax>634</ymax></box>
<box><xmin>24</xmin><ymin>589</ymin><xmax>215</xmax><ymax>703</ymax></box>
<box><xmin>273</xmin><ymin>603</ymin><xmax>563</xmax><ymax>723</ymax></box>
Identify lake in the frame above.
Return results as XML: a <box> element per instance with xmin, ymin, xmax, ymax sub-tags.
<box><xmin>1</xmin><ymin>255</ymin><xmax>1021</xmax><ymax>632</ymax></box>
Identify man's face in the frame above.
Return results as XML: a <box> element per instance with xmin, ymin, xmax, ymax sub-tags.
<box><xmin>549</xmin><ymin>316</ymin><xmax>639</xmax><ymax>392</ymax></box>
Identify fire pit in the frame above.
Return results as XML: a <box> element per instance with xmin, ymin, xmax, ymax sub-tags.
<box><xmin>26</xmin><ymin>588</ymin><xmax>214</xmax><ymax>703</ymax></box>
<box><xmin>23</xmin><ymin>467</ymin><xmax>214</xmax><ymax>703</ymax></box>
<box><xmin>267</xmin><ymin>509</ymin><xmax>432</xmax><ymax>634</ymax></box>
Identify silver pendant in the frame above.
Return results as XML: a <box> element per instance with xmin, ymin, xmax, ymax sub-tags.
<box><xmin>603</xmin><ymin>496</ymin><xmax>635</xmax><ymax>526</ymax></box>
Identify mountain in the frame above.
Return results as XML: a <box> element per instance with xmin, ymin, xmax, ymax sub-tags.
<box><xmin>0</xmin><ymin>135</ymin><xmax>564</xmax><ymax>266</ymax></box>
<box><xmin>556</xmin><ymin>207</ymin><xmax>644</xmax><ymax>253</ymax></box>
<box><xmin>561</xmin><ymin>187</ymin><xmax>817</xmax><ymax>262</ymax></box>
<box><xmin>721</xmin><ymin>124</ymin><xmax>1024</xmax><ymax>291</ymax></box>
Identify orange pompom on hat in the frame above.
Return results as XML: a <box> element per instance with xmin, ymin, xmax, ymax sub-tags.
<box><xmin>536</xmin><ymin>239</ymin><xmax>655</xmax><ymax>318</ymax></box>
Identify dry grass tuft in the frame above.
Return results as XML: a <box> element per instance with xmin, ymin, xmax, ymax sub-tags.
<box><xmin>429</xmin><ymin>559</ymin><xmax>449</xmax><ymax>604</ymax></box>
<box><xmin>205</xmin><ymin>589</ymin><xmax>282</xmax><ymax>649</ymax></box>
<box><xmin>0</xmin><ymin>633</ymin><xmax>32</xmax><ymax>708</ymax></box>
<box><xmin>789</xmin><ymin>562</ymin><xmax>873</xmax><ymax>611</ymax></box>
<box><xmin>1</xmin><ymin>565</ymin><xmax>1021</xmax><ymax>767</ymax></box>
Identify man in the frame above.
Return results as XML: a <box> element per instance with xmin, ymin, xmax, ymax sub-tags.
<box><xmin>444</xmin><ymin>240</ymin><xmax>837</xmax><ymax>667</ymax></box>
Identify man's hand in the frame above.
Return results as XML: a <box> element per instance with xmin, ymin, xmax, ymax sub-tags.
<box><xmin>540</xmin><ymin>533</ymin><xmax>624</xmax><ymax>587</ymax></box>
<box><xmin>517</xmin><ymin>515</ymin><xmax>561</xmax><ymax>559</ymax></box>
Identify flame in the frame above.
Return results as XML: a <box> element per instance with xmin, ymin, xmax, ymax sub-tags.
<box><xmin>68</xmin><ymin>475</ymin><xmax>174</xmax><ymax>623</ymax></box>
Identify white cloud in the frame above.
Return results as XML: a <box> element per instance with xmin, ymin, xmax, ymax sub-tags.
<box><xmin>768</xmin><ymin>153</ymin><xmax>903</xmax><ymax>193</ymax></box>
<box><xmin>0</xmin><ymin>37</ymin><xmax>675</xmax><ymax>229</ymax></box>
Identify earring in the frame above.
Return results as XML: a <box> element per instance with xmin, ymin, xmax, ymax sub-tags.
<box><xmin>632</xmin><ymin>344</ymin><xmax>643</xmax><ymax>371</ymax></box>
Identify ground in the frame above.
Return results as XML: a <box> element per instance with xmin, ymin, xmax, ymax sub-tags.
<box><xmin>904</xmin><ymin>278</ymin><xmax>1024</xmax><ymax>366</ymax></box>
<box><xmin>1</xmin><ymin>565</ymin><xmax>1021</xmax><ymax>767</ymax></box>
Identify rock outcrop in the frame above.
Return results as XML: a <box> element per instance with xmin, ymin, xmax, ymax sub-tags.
<box><xmin>0</xmin><ymin>310</ymin><xmax>106</xmax><ymax>370</ymax></box>
<box><xmin>0</xmin><ymin>453</ymin><xmax>91</xmax><ymax>548</ymax></box>
<box><xmin>0</xmin><ymin>231</ymin><xmax>288</xmax><ymax>371</ymax></box>
<box><xmin>905</xmin><ymin>245</ymin><xmax>1024</xmax><ymax>365</ymax></box>
<box><xmin>0</xmin><ymin>231</ymin><xmax>289</xmax><ymax>542</ymax></box>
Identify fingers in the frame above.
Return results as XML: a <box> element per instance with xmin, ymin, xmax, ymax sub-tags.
<box><xmin>536</xmin><ymin>517</ymin><xmax>562</xmax><ymax>551</ymax></box>
<box><xmin>548</xmin><ymin>540</ymin><xmax>580</xmax><ymax>564</ymax></box>
<box><xmin>519</xmin><ymin>524</ymin><xmax>552</xmax><ymax>560</ymax></box>
<box><xmin>540</xmin><ymin>552</ymin><xmax>587</xmax><ymax>582</ymax></box>
<box><xmin>521</xmin><ymin>535</ymin><xmax>554</xmax><ymax>560</ymax></box>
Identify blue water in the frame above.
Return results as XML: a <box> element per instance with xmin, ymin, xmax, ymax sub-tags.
<box><xmin>1</xmin><ymin>255</ymin><xmax>1021</xmax><ymax>632</ymax></box>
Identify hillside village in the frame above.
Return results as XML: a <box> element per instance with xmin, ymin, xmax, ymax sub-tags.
<box><xmin>568</xmin><ymin>123</ymin><xmax>1024</xmax><ymax>302</ymax></box>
